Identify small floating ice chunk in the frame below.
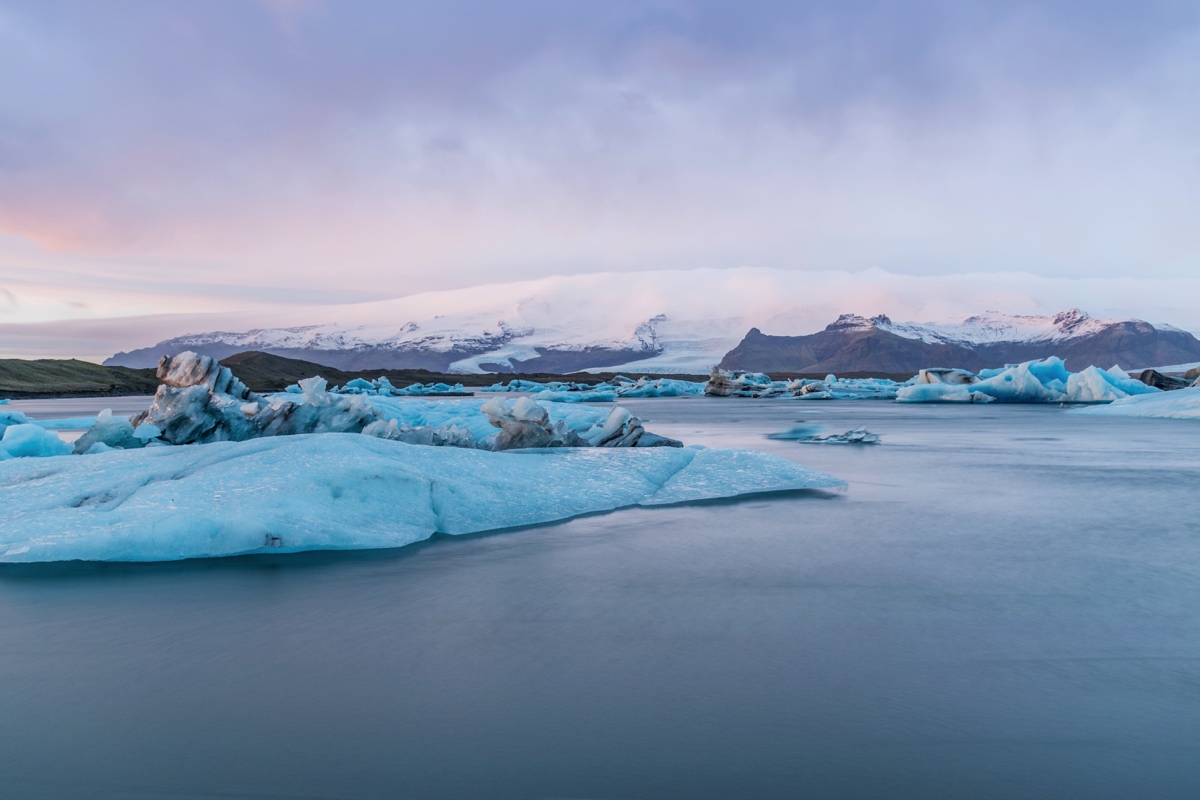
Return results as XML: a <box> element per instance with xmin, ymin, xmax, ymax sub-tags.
<box><xmin>766</xmin><ymin>423</ymin><xmax>827</xmax><ymax>440</ymax></box>
<box><xmin>813</xmin><ymin>427</ymin><xmax>881</xmax><ymax>444</ymax></box>
<box><xmin>72</xmin><ymin>409</ymin><xmax>146</xmax><ymax>454</ymax></box>
<box><xmin>896</xmin><ymin>384</ymin><xmax>994</xmax><ymax>403</ymax></box>
<box><xmin>768</xmin><ymin>424</ymin><xmax>881</xmax><ymax>444</ymax></box>
<box><xmin>0</xmin><ymin>405</ymin><xmax>32</xmax><ymax>438</ymax></box>
<box><xmin>0</xmin><ymin>424</ymin><xmax>72</xmax><ymax>460</ymax></box>
<box><xmin>532</xmin><ymin>389</ymin><xmax>618</xmax><ymax>403</ymax></box>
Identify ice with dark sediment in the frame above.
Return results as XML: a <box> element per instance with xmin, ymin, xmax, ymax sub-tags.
<box><xmin>0</xmin><ymin>352</ymin><xmax>854</xmax><ymax>563</ymax></box>
<box><xmin>68</xmin><ymin>352</ymin><xmax>683</xmax><ymax>453</ymax></box>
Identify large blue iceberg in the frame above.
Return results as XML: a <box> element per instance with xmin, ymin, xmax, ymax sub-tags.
<box><xmin>895</xmin><ymin>358</ymin><xmax>1160</xmax><ymax>404</ymax></box>
<box><xmin>0</xmin><ymin>435</ymin><xmax>845</xmax><ymax>563</ymax></box>
<box><xmin>0</xmin><ymin>352</ymin><xmax>846</xmax><ymax>562</ymax></box>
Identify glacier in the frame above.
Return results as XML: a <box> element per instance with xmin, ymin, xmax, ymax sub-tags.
<box><xmin>94</xmin><ymin>267</ymin><xmax>1200</xmax><ymax>375</ymax></box>
<box><xmin>896</xmin><ymin>357</ymin><xmax>1160</xmax><ymax>404</ymax></box>
<box><xmin>0</xmin><ymin>432</ymin><xmax>845</xmax><ymax>564</ymax></box>
<box><xmin>1072</xmin><ymin>386</ymin><xmax>1200</xmax><ymax>420</ymax></box>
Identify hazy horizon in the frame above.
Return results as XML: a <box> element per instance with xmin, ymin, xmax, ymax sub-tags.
<box><xmin>5</xmin><ymin>266</ymin><xmax>1200</xmax><ymax>363</ymax></box>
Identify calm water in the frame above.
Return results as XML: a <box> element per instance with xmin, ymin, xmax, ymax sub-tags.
<box><xmin>2</xmin><ymin>397</ymin><xmax>1199</xmax><ymax>799</ymax></box>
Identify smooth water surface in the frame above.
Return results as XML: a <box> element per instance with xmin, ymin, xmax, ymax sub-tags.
<box><xmin>2</xmin><ymin>397</ymin><xmax>1199</xmax><ymax>799</ymax></box>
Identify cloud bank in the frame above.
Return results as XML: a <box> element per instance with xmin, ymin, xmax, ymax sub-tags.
<box><xmin>1</xmin><ymin>1</ymin><xmax>1199</xmax><ymax>340</ymax></box>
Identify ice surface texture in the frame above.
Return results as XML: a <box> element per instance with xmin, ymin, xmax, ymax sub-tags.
<box><xmin>1073</xmin><ymin>386</ymin><xmax>1200</xmax><ymax>419</ymax></box>
<box><xmin>896</xmin><ymin>357</ymin><xmax>1159</xmax><ymax>404</ymax></box>
<box><xmin>0</xmin><ymin>435</ymin><xmax>845</xmax><ymax>563</ymax></box>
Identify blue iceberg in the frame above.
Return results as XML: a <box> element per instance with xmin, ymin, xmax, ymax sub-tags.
<box><xmin>896</xmin><ymin>357</ymin><xmax>1159</xmax><ymax>404</ymax></box>
<box><xmin>0</xmin><ymin>435</ymin><xmax>845</xmax><ymax>563</ymax></box>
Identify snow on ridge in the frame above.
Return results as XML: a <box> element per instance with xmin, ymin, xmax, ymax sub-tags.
<box><xmin>872</xmin><ymin>309</ymin><xmax>1140</xmax><ymax>346</ymax></box>
<box><xmin>104</xmin><ymin>267</ymin><xmax>1200</xmax><ymax>371</ymax></box>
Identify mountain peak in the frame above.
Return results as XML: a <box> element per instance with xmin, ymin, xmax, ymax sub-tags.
<box><xmin>826</xmin><ymin>314</ymin><xmax>876</xmax><ymax>331</ymax></box>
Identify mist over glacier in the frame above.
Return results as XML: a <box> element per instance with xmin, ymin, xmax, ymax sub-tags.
<box><xmin>7</xmin><ymin>267</ymin><xmax>1199</xmax><ymax>364</ymax></box>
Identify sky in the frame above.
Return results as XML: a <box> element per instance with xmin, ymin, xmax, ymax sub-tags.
<box><xmin>2</xmin><ymin>0</ymin><xmax>1200</xmax><ymax>336</ymax></box>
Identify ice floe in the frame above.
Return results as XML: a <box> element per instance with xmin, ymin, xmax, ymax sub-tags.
<box><xmin>610</xmin><ymin>377</ymin><xmax>705</xmax><ymax>398</ymax></box>
<box><xmin>483</xmin><ymin>379</ymin><xmax>595</xmax><ymax>393</ymax></box>
<box><xmin>767</xmin><ymin>424</ymin><xmax>881</xmax><ymax>444</ymax></box>
<box><xmin>322</xmin><ymin>377</ymin><xmax>473</xmax><ymax>396</ymax></box>
<box><xmin>529</xmin><ymin>389</ymin><xmax>619</xmax><ymax>404</ymax></box>
<box><xmin>483</xmin><ymin>376</ymin><xmax>705</xmax><ymax>400</ymax></box>
<box><xmin>1073</xmin><ymin>386</ymin><xmax>1200</xmax><ymax>420</ymax></box>
<box><xmin>0</xmin><ymin>434</ymin><xmax>845</xmax><ymax>563</ymax></box>
<box><xmin>704</xmin><ymin>368</ymin><xmax>905</xmax><ymax>399</ymax></box>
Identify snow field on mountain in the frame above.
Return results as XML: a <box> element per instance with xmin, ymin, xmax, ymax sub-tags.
<box><xmin>102</xmin><ymin>268</ymin><xmax>1200</xmax><ymax>374</ymax></box>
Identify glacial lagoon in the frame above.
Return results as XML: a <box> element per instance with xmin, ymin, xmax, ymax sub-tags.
<box><xmin>2</xmin><ymin>396</ymin><xmax>1199</xmax><ymax>798</ymax></box>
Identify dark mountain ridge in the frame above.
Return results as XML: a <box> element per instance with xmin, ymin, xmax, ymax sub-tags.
<box><xmin>720</xmin><ymin>311</ymin><xmax>1200</xmax><ymax>373</ymax></box>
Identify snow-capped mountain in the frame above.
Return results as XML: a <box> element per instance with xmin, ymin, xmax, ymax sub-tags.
<box><xmin>721</xmin><ymin>311</ymin><xmax>1200</xmax><ymax>373</ymax></box>
<box><xmin>102</xmin><ymin>268</ymin><xmax>1200</xmax><ymax>374</ymax></box>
